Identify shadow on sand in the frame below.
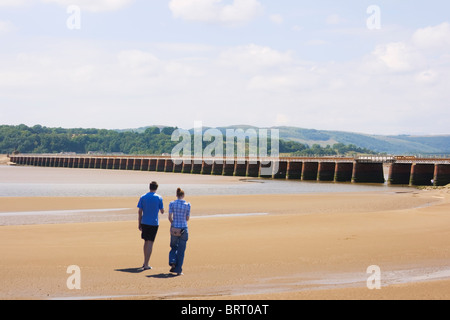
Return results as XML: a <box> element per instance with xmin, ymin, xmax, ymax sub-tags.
<box><xmin>114</xmin><ymin>267</ymin><xmax>147</xmax><ymax>274</ymax></box>
<box><xmin>146</xmin><ymin>273</ymin><xmax>178</xmax><ymax>279</ymax></box>
<box><xmin>114</xmin><ymin>268</ymin><xmax>179</xmax><ymax>279</ymax></box>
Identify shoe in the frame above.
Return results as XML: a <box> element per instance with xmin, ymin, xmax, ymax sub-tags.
<box><xmin>169</xmin><ymin>264</ymin><xmax>176</xmax><ymax>273</ymax></box>
<box><xmin>140</xmin><ymin>265</ymin><xmax>152</xmax><ymax>271</ymax></box>
<box><xmin>177</xmin><ymin>273</ymin><xmax>184</xmax><ymax>276</ymax></box>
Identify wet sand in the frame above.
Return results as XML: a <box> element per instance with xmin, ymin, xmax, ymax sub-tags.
<box><xmin>1</xmin><ymin>188</ymin><xmax>450</xmax><ymax>300</ymax></box>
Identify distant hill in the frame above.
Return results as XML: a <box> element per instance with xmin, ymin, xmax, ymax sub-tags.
<box><xmin>272</xmin><ymin>127</ymin><xmax>450</xmax><ymax>155</ymax></box>
<box><xmin>124</xmin><ymin>125</ymin><xmax>450</xmax><ymax>155</ymax></box>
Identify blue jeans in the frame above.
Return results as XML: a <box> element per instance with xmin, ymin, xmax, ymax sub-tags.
<box><xmin>169</xmin><ymin>228</ymin><xmax>188</xmax><ymax>274</ymax></box>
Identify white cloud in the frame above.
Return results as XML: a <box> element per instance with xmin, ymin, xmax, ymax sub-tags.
<box><xmin>367</xmin><ymin>42</ymin><xmax>424</xmax><ymax>73</ymax></box>
<box><xmin>326</xmin><ymin>13</ymin><xmax>346</xmax><ymax>25</ymax></box>
<box><xmin>1</xmin><ymin>20</ymin><xmax>449</xmax><ymax>134</ymax></box>
<box><xmin>117</xmin><ymin>50</ymin><xmax>161</xmax><ymax>76</ymax></box>
<box><xmin>0</xmin><ymin>0</ymin><xmax>134</xmax><ymax>11</ymax></box>
<box><xmin>412</xmin><ymin>22</ymin><xmax>450</xmax><ymax>50</ymax></box>
<box><xmin>219</xmin><ymin>44</ymin><xmax>293</xmax><ymax>72</ymax></box>
<box><xmin>42</xmin><ymin>0</ymin><xmax>134</xmax><ymax>12</ymax></box>
<box><xmin>168</xmin><ymin>0</ymin><xmax>263</xmax><ymax>25</ymax></box>
<box><xmin>0</xmin><ymin>0</ymin><xmax>29</xmax><ymax>6</ymax></box>
<box><xmin>0</xmin><ymin>20</ymin><xmax>14</xmax><ymax>35</ymax></box>
<box><xmin>269</xmin><ymin>14</ymin><xmax>283</xmax><ymax>24</ymax></box>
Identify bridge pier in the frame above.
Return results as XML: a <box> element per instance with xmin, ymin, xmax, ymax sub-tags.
<box><xmin>156</xmin><ymin>159</ymin><xmax>166</xmax><ymax>172</ymax></box>
<box><xmin>302</xmin><ymin>162</ymin><xmax>319</xmax><ymax>181</ymax></box>
<box><xmin>388</xmin><ymin>163</ymin><xmax>412</xmax><ymax>185</ymax></box>
<box><xmin>148</xmin><ymin>159</ymin><xmax>157</xmax><ymax>171</ymax></box>
<box><xmin>433</xmin><ymin>164</ymin><xmax>450</xmax><ymax>187</ymax></box>
<box><xmin>234</xmin><ymin>161</ymin><xmax>247</xmax><ymax>177</ymax></box>
<box><xmin>191</xmin><ymin>161</ymin><xmax>203</xmax><ymax>174</ymax></box>
<box><xmin>318</xmin><ymin>162</ymin><xmax>335</xmax><ymax>182</ymax></box>
<box><xmin>119</xmin><ymin>158</ymin><xmax>127</xmax><ymax>170</ymax></box>
<box><xmin>182</xmin><ymin>161</ymin><xmax>192</xmax><ymax>174</ymax></box>
<box><xmin>273</xmin><ymin>161</ymin><xmax>288</xmax><ymax>179</ymax></box>
<box><xmin>223</xmin><ymin>162</ymin><xmax>235</xmax><ymax>176</ymax></box>
<box><xmin>259</xmin><ymin>161</ymin><xmax>273</xmax><ymax>178</ymax></box>
<box><xmin>246</xmin><ymin>161</ymin><xmax>260</xmax><ymax>177</ymax></box>
<box><xmin>410</xmin><ymin>164</ymin><xmax>434</xmax><ymax>186</ymax></box>
<box><xmin>352</xmin><ymin>162</ymin><xmax>385</xmax><ymax>183</ymax></box>
<box><xmin>334</xmin><ymin>162</ymin><xmax>353</xmax><ymax>182</ymax></box>
<box><xmin>212</xmin><ymin>161</ymin><xmax>224</xmax><ymax>175</ymax></box>
<box><xmin>173</xmin><ymin>160</ymin><xmax>183</xmax><ymax>173</ymax></box>
<box><xmin>287</xmin><ymin>161</ymin><xmax>302</xmax><ymax>180</ymax></box>
<box><xmin>132</xmin><ymin>159</ymin><xmax>140</xmax><ymax>170</ymax></box>
<box><xmin>165</xmin><ymin>159</ymin><xmax>174</xmax><ymax>173</ymax></box>
<box><xmin>201</xmin><ymin>161</ymin><xmax>213</xmax><ymax>175</ymax></box>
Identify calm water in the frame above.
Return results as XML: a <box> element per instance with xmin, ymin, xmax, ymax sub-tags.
<box><xmin>0</xmin><ymin>165</ymin><xmax>407</xmax><ymax>198</ymax></box>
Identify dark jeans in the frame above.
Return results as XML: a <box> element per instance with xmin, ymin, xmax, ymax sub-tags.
<box><xmin>169</xmin><ymin>228</ymin><xmax>188</xmax><ymax>274</ymax></box>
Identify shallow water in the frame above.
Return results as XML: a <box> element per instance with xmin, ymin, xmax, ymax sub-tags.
<box><xmin>0</xmin><ymin>165</ymin><xmax>407</xmax><ymax>198</ymax></box>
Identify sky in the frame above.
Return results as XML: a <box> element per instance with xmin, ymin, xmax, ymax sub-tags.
<box><xmin>0</xmin><ymin>0</ymin><xmax>449</xmax><ymax>135</ymax></box>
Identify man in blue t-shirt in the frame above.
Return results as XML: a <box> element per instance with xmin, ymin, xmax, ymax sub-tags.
<box><xmin>137</xmin><ymin>181</ymin><xmax>164</xmax><ymax>270</ymax></box>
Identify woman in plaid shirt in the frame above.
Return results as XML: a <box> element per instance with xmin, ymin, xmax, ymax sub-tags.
<box><xmin>168</xmin><ymin>188</ymin><xmax>191</xmax><ymax>275</ymax></box>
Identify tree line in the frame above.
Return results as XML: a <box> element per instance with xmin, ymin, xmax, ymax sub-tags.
<box><xmin>0</xmin><ymin>124</ymin><xmax>377</xmax><ymax>156</ymax></box>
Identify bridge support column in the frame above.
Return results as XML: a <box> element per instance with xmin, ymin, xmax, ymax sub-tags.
<box><xmin>388</xmin><ymin>163</ymin><xmax>412</xmax><ymax>185</ymax></box>
<box><xmin>149</xmin><ymin>159</ymin><xmax>157</xmax><ymax>171</ymax></box>
<box><xmin>201</xmin><ymin>161</ymin><xmax>213</xmax><ymax>175</ymax></box>
<box><xmin>165</xmin><ymin>159</ymin><xmax>174</xmax><ymax>173</ymax></box>
<box><xmin>273</xmin><ymin>161</ymin><xmax>287</xmax><ymax>179</ymax></box>
<box><xmin>352</xmin><ymin>162</ymin><xmax>385</xmax><ymax>183</ymax></box>
<box><xmin>410</xmin><ymin>164</ymin><xmax>434</xmax><ymax>186</ymax></box>
<box><xmin>302</xmin><ymin>162</ymin><xmax>319</xmax><ymax>181</ymax></box>
<box><xmin>212</xmin><ymin>161</ymin><xmax>224</xmax><ymax>175</ymax></box>
<box><xmin>246</xmin><ymin>161</ymin><xmax>260</xmax><ymax>177</ymax></box>
<box><xmin>318</xmin><ymin>162</ymin><xmax>335</xmax><ymax>182</ymax></box>
<box><xmin>287</xmin><ymin>161</ymin><xmax>302</xmax><ymax>180</ymax></box>
<box><xmin>334</xmin><ymin>162</ymin><xmax>353</xmax><ymax>182</ymax></box>
<box><xmin>234</xmin><ymin>161</ymin><xmax>247</xmax><ymax>177</ymax></box>
<box><xmin>173</xmin><ymin>160</ymin><xmax>183</xmax><ymax>173</ymax></box>
<box><xmin>72</xmin><ymin>158</ymin><xmax>79</xmax><ymax>168</ymax></box>
<box><xmin>141</xmin><ymin>159</ymin><xmax>149</xmax><ymax>171</ymax></box>
<box><xmin>99</xmin><ymin>158</ymin><xmax>107</xmax><ymax>169</ymax></box>
<box><xmin>223</xmin><ymin>162</ymin><xmax>235</xmax><ymax>176</ymax></box>
<box><xmin>156</xmin><ymin>159</ymin><xmax>166</xmax><ymax>172</ymax></box>
<box><xmin>433</xmin><ymin>164</ymin><xmax>450</xmax><ymax>186</ymax></box>
<box><xmin>191</xmin><ymin>161</ymin><xmax>203</xmax><ymax>174</ymax></box>
<box><xmin>133</xmin><ymin>159</ymin><xmax>141</xmax><ymax>171</ymax></box>
<box><xmin>182</xmin><ymin>161</ymin><xmax>192</xmax><ymax>174</ymax></box>
<box><xmin>259</xmin><ymin>161</ymin><xmax>272</xmax><ymax>178</ymax></box>
<box><xmin>106</xmin><ymin>158</ymin><xmax>113</xmax><ymax>170</ymax></box>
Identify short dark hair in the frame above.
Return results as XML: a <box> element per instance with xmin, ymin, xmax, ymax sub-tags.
<box><xmin>149</xmin><ymin>181</ymin><xmax>158</xmax><ymax>191</ymax></box>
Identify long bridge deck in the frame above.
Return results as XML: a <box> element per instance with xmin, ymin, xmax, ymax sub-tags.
<box><xmin>8</xmin><ymin>154</ymin><xmax>450</xmax><ymax>187</ymax></box>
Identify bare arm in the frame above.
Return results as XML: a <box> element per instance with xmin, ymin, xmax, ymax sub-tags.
<box><xmin>138</xmin><ymin>208</ymin><xmax>143</xmax><ymax>231</ymax></box>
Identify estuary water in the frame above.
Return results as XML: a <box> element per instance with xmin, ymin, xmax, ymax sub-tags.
<box><xmin>0</xmin><ymin>165</ymin><xmax>406</xmax><ymax>198</ymax></box>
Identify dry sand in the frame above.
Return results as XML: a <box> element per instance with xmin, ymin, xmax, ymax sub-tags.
<box><xmin>0</xmin><ymin>154</ymin><xmax>12</xmax><ymax>166</ymax></box>
<box><xmin>1</xmin><ymin>187</ymin><xmax>450</xmax><ymax>300</ymax></box>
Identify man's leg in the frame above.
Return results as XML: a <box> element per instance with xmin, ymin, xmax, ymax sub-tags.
<box><xmin>143</xmin><ymin>240</ymin><xmax>154</xmax><ymax>268</ymax></box>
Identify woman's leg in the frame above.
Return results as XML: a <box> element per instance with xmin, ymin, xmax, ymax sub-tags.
<box><xmin>173</xmin><ymin>231</ymin><xmax>188</xmax><ymax>274</ymax></box>
<box><xmin>169</xmin><ymin>235</ymin><xmax>179</xmax><ymax>269</ymax></box>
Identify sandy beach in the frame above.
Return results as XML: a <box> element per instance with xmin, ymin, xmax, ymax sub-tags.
<box><xmin>1</xmin><ymin>181</ymin><xmax>450</xmax><ymax>300</ymax></box>
<box><xmin>0</xmin><ymin>154</ymin><xmax>12</xmax><ymax>166</ymax></box>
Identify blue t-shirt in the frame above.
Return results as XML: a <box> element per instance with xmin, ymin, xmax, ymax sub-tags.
<box><xmin>137</xmin><ymin>192</ymin><xmax>164</xmax><ymax>226</ymax></box>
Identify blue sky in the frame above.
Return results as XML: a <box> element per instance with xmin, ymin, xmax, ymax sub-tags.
<box><xmin>1</xmin><ymin>0</ymin><xmax>449</xmax><ymax>135</ymax></box>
